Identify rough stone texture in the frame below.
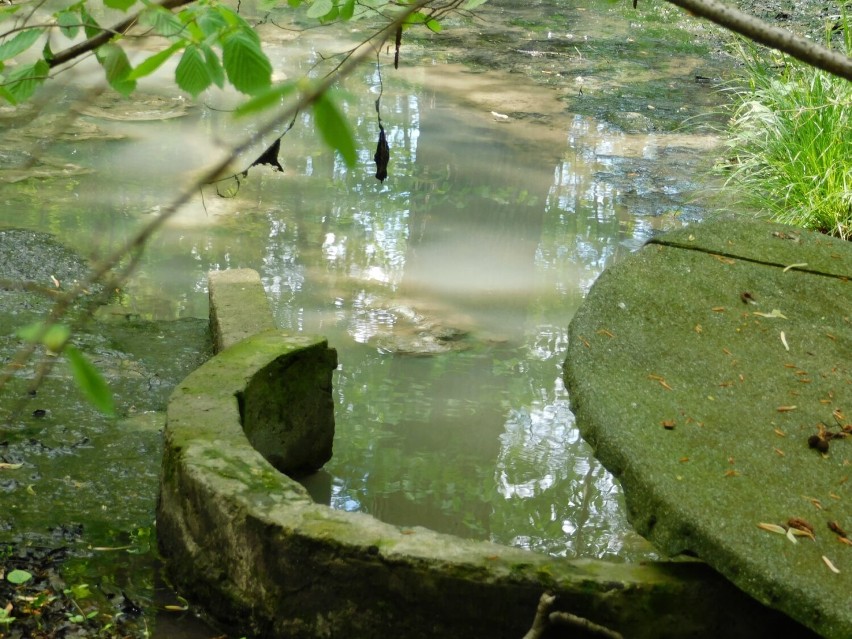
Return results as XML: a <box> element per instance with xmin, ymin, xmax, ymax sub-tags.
<box><xmin>157</xmin><ymin>269</ymin><xmax>817</xmax><ymax>639</ymax></box>
<box><xmin>564</xmin><ymin>219</ymin><xmax>852</xmax><ymax>638</ymax></box>
<box><xmin>159</xmin><ymin>328</ymin><xmax>814</xmax><ymax>639</ymax></box>
<box><xmin>240</xmin><ymin>337</ymin><xmax>338</xmax><ymax>474</ymax></box>
<box><xmin>208</xmin><ymin>268</ymin><xmax>276</xmax><ymax>352</ymax></box>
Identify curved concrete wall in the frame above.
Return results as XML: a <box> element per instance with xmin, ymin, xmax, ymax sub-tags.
<box><xmin>156</xmin><ymin>270</ymin><xmax>808</xmax><ymax>638</ymax></box>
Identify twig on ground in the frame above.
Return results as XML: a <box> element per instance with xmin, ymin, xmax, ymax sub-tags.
<box><xmin>522</xmin><ymin>592</ymin><xmax>624</xmax><ymax>639</ymax></box>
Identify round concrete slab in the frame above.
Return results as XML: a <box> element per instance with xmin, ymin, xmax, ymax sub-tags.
<box><xmin>564</xmin><ymin>218</ymin><xmax>852</xmax><ymax>638</ymax></box>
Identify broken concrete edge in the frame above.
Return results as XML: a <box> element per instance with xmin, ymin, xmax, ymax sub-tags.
<box><xmin>208</xmin><ymin>268</ymin><xmax>276</xmax><ymax>353</ymax></box>
<box><xmin>157</xmin><ymin>283</ymin><xmax>807</xmax><ymax>639</ymax></box>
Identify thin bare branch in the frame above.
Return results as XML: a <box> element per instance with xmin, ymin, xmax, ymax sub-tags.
<box><xmin>663</xmin><ymin>0</ymin><xmax>852</xmax><ymax>81</ymax></box>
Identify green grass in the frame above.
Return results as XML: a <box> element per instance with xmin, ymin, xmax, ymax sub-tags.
<box><xmin>721</xmin><ymin>19</ymin><xmax>852</xmax><ymax>239</ymax></box>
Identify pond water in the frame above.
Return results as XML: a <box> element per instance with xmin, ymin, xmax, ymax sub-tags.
<box><xmin>1</xmin><ymin>0</ymin><xmax>735</xmax><ymax>634</ymax></box>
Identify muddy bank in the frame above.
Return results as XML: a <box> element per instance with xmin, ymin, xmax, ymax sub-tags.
<box><xmin>0</xmin><ymin>229</ymin><xmax>213</xmax><ymax>637</ymax></box>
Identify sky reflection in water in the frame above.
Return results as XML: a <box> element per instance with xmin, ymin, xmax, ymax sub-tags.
<box><xmin>0</xmin><ymin>32</ymin><xmax>721</xmax><ymax>562</ymax></box>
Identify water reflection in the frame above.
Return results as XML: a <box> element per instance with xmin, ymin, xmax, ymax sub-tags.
<box><xmin>0</xmin><ymin>20</ymin><xmax>724</xmax><ymax>562</ymax></box>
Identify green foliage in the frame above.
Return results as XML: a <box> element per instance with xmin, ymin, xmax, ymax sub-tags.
<box><xmin>16</xmin><ymin>322</ymin><xmax>70</xmax><ymax>353</ymax></box>
<box><xmin>65</xmin><ymin>345</ymin><xmax>116</xmax><ymax>416</ymax></box>
<box><xmin>722</xmin><ymin>21</ymin><xmax>852</xmax><ymax>239</ymax></box>
<box><xmin>96</xmin><ymin>42</ymin><xmax>136</xmax><ymax>95</ymax></box>
<box><xmin>0</xmin><ymin>29</ymin><xmax>41</xmax><ymax>61</ymax></box>
<box><xmin>313</xmin><ymin>91</ymin><xmax>357</xmax><ymax>167</ymax></box>
<box><xmin>6</xmin><ymin>569</ymin><xmax>33</xmax><ymax>585</ymax></box>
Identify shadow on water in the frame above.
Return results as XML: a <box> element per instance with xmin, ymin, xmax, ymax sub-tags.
<box><xmin>0</xmin><ymin>0</ymin><xmax>738</xmax><ymax>635</ymax></box>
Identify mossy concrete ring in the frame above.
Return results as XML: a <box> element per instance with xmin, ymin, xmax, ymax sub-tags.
<box><xmin>157</xmin><ymin>268</ymin><xmax>814</xmax><ymax>638</ymax></box>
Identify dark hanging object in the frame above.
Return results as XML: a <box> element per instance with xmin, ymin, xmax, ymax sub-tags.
<box><xmin>394</xmin><ymin>26</ymin><xmax>403</xmax><ymax>69</ymax></box>
<box><xmin>250</xmin><ymin>138</ymin><xmax>284</xmax><ymax>173</ymax></box>
<box><xmin>374</xmin><ymin>123</ymin><xmax>389</xmax><ymax>182</ymax></box>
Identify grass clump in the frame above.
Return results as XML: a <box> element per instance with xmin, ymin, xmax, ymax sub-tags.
<box><xmin>721</xmin><ymin>20</ymin><xmax>852</xmax><ymax>239</ymax></box>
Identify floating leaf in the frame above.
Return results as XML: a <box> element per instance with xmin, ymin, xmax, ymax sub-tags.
<box><xmin>222</xmin><ymin>30</ymin><xmax>272</xmax><ymax>95</ymax></box>
<box><xmin>0</xmin><ymin>29</ymin><xmax>42</xmax><ymax>61</ymax></box>
<box><xmin>7</xmin><ymin>570</ymin><xmax>32</xmax><ymax>585</ymax></box>
<box><xmin>313</xmin><ymin>91</ymin><xmax>356</xmax><ymax>167</ymax></box>
<box><xmin>65</xmin><ymin>345</ymin><xmax>115</xmax><ymax>416</ymax></box>
<box><xmin>0</xmin><ymin>463</ymin><xmax>23</xmax><ymax>470</ymax></box>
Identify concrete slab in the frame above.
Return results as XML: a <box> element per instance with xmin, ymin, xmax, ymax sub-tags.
<box><xmin>208</xmin><ymin>268</ymin><xmax>276</xmax><ymax>352</ymax></box>
<box><xmin>564</xmin><ymin>218</ymin><xmax>852</xmax><ymax>638</ymax></box>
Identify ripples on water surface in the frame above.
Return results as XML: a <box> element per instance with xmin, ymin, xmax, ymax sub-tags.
<box><xmin>0</xmin><ymin>1</ymin><xmax>730</xmax><ymax>562</ymax></box>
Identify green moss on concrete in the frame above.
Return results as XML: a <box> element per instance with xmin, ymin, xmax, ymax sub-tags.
<box><xmin>159</xmin><ymin>265</ymin><xmax>817</xmax><ymax>639</ymax></box>
<box><xmin>565</xmin><ymin>218</ymin><xmax>851</xmax><ymax>638</ymax></box>
<box><xmin>208</xmin><ymin>269</ymin><xmax>276</xmax><ymax>352</ymax></box>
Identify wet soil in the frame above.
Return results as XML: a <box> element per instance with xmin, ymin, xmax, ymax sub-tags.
<box><xmin>0</xmin><ymin>230</ymin><xmax>215</xmax><ymax>638</ymax></box>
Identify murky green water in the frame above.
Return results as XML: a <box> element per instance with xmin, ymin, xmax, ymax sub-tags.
<box><xmin>1</xmin><ymin>1</ymin><xmax>734</xmax><ymax>632</ymax></box>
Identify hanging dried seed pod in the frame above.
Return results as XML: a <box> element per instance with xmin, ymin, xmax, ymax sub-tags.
<box><xmin>374</xmin><ymin>123</ymin><xmax>389</xmax><ymax>182</ymax></box>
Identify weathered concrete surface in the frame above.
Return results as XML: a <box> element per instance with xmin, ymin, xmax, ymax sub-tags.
<box><xmin>159</xmin><ymin>335</ymin><xmax>814</xmax><ymax>639</ymax></box>
<box><xmin>564</xmin><ymin>219</ymin><xmax>852</xmax><ymax>638</ymax></box>
<box><xmin>208</xmin><ymin>268</ymin><xmax>276</xmax><ymax>352</ymax></box>
<box><xmin>158</xmin><ymin>267</ymin><xmax>818</xmax><ymax>638</ymax></box>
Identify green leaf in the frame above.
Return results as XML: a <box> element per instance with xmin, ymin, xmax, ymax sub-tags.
<box><xmin>222</xmin><ymin>30</ymin><xmax>271</xmax><ymax>95</ymax></box>
<box><xmin>426</xmin><ymin>18</ymin><xmax>442</xmax><ymax>32</ymax></box>
<box><xmin>57</xmin><ymin>10</ymin><xmax>80</xmax><ymax>39</ymax></box>
<box><xmin>4</xmin><ymin>59</ymin><xmax>49</xmax><ymax>104</ymax></box>
<box><xmin>104</xmin><ymin>0</ymin><xmax>136</xmax><ymax>11</ymax></box>
<box><xmin>80</xmin><ymin>6</ymin><xmax>102</xmax><ymax>40</ymax></box>
<box><xmin>215</xmin><ymin>5</ymin><xmax>257</xmax><ymax>39</ymax></box>
<box><xmin>65</xmin><ymin>345</ymin><xmax>115</xmax><ymax>416</ymax></box>
<box><xmin>201</xmin><ymin>44</ymin><xmax>225</xmax><ymax>88</ymax></box>
<box><xmin>313</xmin><ymin>91</ymin><xmax>356</xmax><ymax>167</ymax></box>
<box><xmin>140</xmin><ymin>6</ymin><xmax>186</xmax><ymax>38</ymax></box>
<box><xmin>339</xmin><ymin>0</ymin><xmax>355</xmax><ymax>20</ymax></box>
<box><xmin>17</xmin><ymin>322</ymin><xmax>70</xmax><ymax>351</ymax></box>
<box><xmin>96</xmin><ymin>43</ymin><xmax>136</xmax><ymax>95</ymax></box>
<box><xmin>175</xmin><ymin>44</ymin><xmax>211</xmax><ymax>96</ymax></box>
<box><xmin>196</xmin><ymin>6</ymin><xmax>228</xmax><ymax>38</ymax></box>
<box><xmin>233</xmin><ymin>80</ymin><xmax>296</xmax><ymax>117</ymax></box>
<box><xmin>0</xmin><ymin>29</ymin><xmax>42</xmax><ymax>62</ymax></box>
<box><xmin>0</xmin><ymin>85</ymin><xmax>15</xmax><ymax>105</ymax></box>
<box><xmin>306</xmin><ymin>0</ymin><xmax>333</xmax><ymax>19</ymax></box>
<box><xmin>6</xmin><ymin>570</ymin><xmax>32</xmax><ymax>585</ymax></box>
<box><xmin>127</xmin><ymin>41</ymin><xmax>184</xmax><ymax>80</ymax></box>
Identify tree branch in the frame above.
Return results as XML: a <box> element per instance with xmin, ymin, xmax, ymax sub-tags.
<box><xmin>47</xmin><ymin>0</ymin><xmax>194</xmax><ymax>68</ymax></box>
<box><xmin>522</xmin><ymin>592</ymin><xmax>624</xmax><ymax>639</ymax></box>
<box><xmin>663</xmin><ymin>0</ymin><xmax>852</xmax><ymax>81</ymax></box>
